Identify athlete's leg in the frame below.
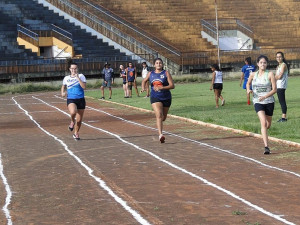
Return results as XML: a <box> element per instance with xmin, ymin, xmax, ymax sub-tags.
<box><xmin>74</xmin><ymin>109</ymin><xmax>84</xmax><ymax>135</ymax></box>
<box><xmin>257</xmin><ymin>111</ymin><xmax>269</xmax><ymax>147</ymax></box>
<box><xmin>109</xmin><ymin>87</ymin><xmax>112</xmax><ymax>99</ymax></box>
<box><xmin>67</xmin><ymin>103</ymin><xmax>77</xmax><ymax>124</ymax></box>
<box><xmin>134</xmin><ymin>80</ymin><xmax>139</xmax><ymax>97</ymax></box>
<box><xmin>128</xmin><ymin>82</ymin><xmax>132</xmax><ymax>97</ymax></box>
<box><xmin>100</xmin><ymin>86</ymin><xmax>105</xmax><ymax>98</ymax></box>
<box><xmin>214</xmin><ymin>89</ymin><xmax>219</xmax><ymax>107</ymax></box>
<box><xmin>162</xmin><ymin>106</ymin><xmax>170</xmax><ymax>121</ymax></box>
<box><xmin>152</xmin><ymin>102</ymin><xmax>164</xmax><ymax>136</ymax></box>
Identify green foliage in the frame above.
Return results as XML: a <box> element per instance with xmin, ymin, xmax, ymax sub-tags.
<box><xmin>232</xmin><ymin>210</ymin><xmax>247</xmax><ymax>215</ymax></box>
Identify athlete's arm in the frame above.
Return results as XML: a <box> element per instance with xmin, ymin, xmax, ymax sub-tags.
<box><xmin>210</xmin><ymin>72</ymin><xmax>216</xmax><ymax>90</ymax></box>
<box><xmin>240</xmin><ymin>72</ymin><xmax>245</xmax><ymax>86</ymax></box>
<box><xmin>141</xmin><ymin>71</ymin><xmax>151</xmax><ymax>92</ymax></box>
<box><xmin>61</xmin><ymin>85</ymin><xmax>67</xmax><ymax>97</ymax></box>
<box><xmin>275</xmin><ymin>64</ymin><xmax>287</xmax><ymax>80</ymax></box>
<box><xmin>246</xmin><ymin>72</ymin><xmax>254</xmax><ymax>95</ymax></box>
<box><xmin>125</xmin><ymin>68</ymin><xmax>128</xmax><ymax>83</ymax></box>
<box><xmin>76</xmin><ymin>74</ymin><xmax>86</xmax><ymax>89</ymax></box>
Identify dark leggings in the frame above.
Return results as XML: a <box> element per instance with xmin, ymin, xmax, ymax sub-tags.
<box><xmin>277</xmin><ymin>88</ymin><xmax>287</xmax><ymax>114</ymax></box>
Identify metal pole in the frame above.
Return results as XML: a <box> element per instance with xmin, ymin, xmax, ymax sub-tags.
<box><xmin>215</xmin><ymin>0</ymin><xmax>221</xmax><ymax>69</ymax></box>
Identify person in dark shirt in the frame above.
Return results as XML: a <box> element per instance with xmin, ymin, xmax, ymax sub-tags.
<box><xmin>100</xmin><ymin>63</ymin><xmax>114</xmax><ymax>99</ymax></box>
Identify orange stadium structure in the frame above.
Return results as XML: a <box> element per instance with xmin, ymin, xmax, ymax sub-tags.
<box><xmin>0</xmin><ymin>0</ymin><xmax>300</xmax><ymax>82</ymax></box>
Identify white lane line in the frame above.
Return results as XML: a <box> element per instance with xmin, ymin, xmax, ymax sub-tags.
<box><xmin>0</xmin><ymin>111</ymin><xmax>57</xmax><ymax>115</ymax></box>
<box><xmin>12</xmin><ymin>97</ymin><xmax>151</xmax><ymax>225</ymax></box>
<box><xmin>0</xmin><ymin>153</ymin><xmax>13</xmax><ymax>225</ymax></box>
<box><xmin>35</xmin><ymin>96</ymin><xmax>296</xmax><ymax>224</ymax></box>
<box><xmin>81</xmin><ymin>105</ymin><xmax>300</xmax><ymax>179</ymax></box>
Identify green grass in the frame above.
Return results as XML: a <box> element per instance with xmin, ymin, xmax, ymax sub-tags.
<box><xmin>85</xmin><ymin>76</ymin><xmax>300</xmax><ymax>143</ymax></box>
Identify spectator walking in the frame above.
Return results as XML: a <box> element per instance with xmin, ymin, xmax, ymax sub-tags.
<box><xmin>210</xmin><ymin>64</ymin><xmax>225</xmax><ymax>108</ymax></box>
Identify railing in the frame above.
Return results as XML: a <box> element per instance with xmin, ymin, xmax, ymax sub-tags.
<box><xmin>42</xmin><ymin>0</ymin><xmax>180</xmax><ymax>73</ymax></box>
<box><xmin>0</xmin><ymin>56</ymin><xmax>134</xmax><ymax>75</ymax></box>
<box><xmin>201</xmin><ymin>18</ymin><xmax>253</xmax><ymax>40</ymax></box>
<box><xmin>17</xmin><ymin>24</ymin><xmax>39</xmax><ymax>46</ymax></box>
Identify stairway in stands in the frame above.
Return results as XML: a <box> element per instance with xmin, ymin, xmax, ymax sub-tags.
<box><xmin>0</xmin><ymin>0</ymin><xmax>127</xmax><ymax>61</ymax></box>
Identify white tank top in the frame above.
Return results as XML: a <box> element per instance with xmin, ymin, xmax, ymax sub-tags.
<box><xmin>214</xmin><ymin>71</ymin><xmax>223</xmax><ymax>84</ymax></box>
<box><xmin>276</xmin><ymin>63</ymin><xmax>288</xmax><ymax>89</ymax></box>
<box><xmin>252</xmin><ymin>70</ymin><xmax>275</xmax><ymax>104</ymax></box>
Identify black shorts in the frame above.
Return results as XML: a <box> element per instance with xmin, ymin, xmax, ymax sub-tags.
<box><xmin>254</xmin><ymin>102</ymin><xmax>274</xmax><ymax>116</ymax></box>
<box><xmin>67</xmin><ymin>98</ymin><xmax>86</xmax><ymax>109</ymax></box>
<box><xmin>213</xmin><ymin>83</ymin><xmax>223</xmax><ymax>90</ymax></box>
<box><xmin>150</xmin><ymin>97</ymin><xmax>172</xmax><ymax>107</ymax></box>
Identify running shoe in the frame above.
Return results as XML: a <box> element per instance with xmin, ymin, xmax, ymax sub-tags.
<box><xmin>247</xmin><ymin>100</ymin><xmax>251</xmax><ymax>105</ymax></box>
<box><xmin>159</xmin><ymin>134</ymin><xmax>165</xmax><ymax>143</ymax></box>
<box><xmin>99</xmin><ymin>97</ymin><xmax>105</xmax><ymax>100</ymax></box>
<box><xmin>73</xmin><ymin>133</ymin><xmax>80</xmax><ymax>141</ymax></box>
<box><xmin>68</xmin><ymin>122</ymin><xmax>74</xmax><ymax>131</ymax></box>
<box><xmin>264</xmin><ymin>147</ymin><xmax>270</xmax><ymax>155</ymax></box>
<box><xmin>221</xmin><ymin>99</ymin><xmax>225</xmax><ymax>106</ymax></box>
<box><xmin>277</xmin><ymin>118</ymin><xmax>287</xmax><ymax>122</ymax></box>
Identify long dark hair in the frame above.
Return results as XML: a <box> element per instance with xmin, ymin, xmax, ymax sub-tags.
<box><xmin>276</xmin><ymin>51</ymin><xmax>290</xmax><ymax>73</ymax></box>
<box><xmin>256</xmin><ymin>55</ymin><xmax>269</xmax><ymax>63</ymax></box>
<box><xmin>211</xmin><ymin>64</ymin><xmax>221</xmax><ymax>71</ymax></box>
<box><xmin>245</xmin><ymin>57</ymin><xmax>252</xmax><ymax>65</ymax></box>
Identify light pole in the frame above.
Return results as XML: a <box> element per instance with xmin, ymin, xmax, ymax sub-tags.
<box><xmin>215</xmin><ymin>0</ymin><xmax>221</xmax><ymax>69</ymax></box>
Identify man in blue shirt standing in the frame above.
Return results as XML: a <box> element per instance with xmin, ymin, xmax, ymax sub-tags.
<box><xmin>100</xmin><ymin>63</ymin><xmax>114</xmax><ymax>99</ymax></box>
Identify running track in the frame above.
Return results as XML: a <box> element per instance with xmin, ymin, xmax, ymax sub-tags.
<box><xmin>0</xmin><ymin>93</ymin><xmax>300</xmax><ymax>225</ymax></box>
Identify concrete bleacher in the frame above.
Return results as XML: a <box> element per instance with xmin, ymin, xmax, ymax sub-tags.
<box><xmin>0</xmin><ymin>0</ymin><xmax>128</xmax><ymax>61</ymax></box>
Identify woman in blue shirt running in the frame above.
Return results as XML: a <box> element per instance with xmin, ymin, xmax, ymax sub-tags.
<box><xmin>61</xmin><ymin>62</ymin><xmax>86</xmax><ymax>140</ymax></box>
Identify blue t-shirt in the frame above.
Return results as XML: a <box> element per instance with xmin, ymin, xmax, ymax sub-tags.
<box><xmin>150</xmin><ymin>70</ymin><xmax>171</xmax><ymax>100</ymax></box>
<box><xmin>127</xmin><ymin>67</ymin><xmax>136</xmax><ymax>82</ymax></box>
<box><xmin>241</xmin><ymin>64</ymin><xmax>255</xmax><ymax>89</ymax></box>
<box><xmin>63</xmin><ymin>74</ymin><xmax>86</xmax><ymax>99</ymax></box>
<box><xmin>102</xmin><ymin>68</ymin><xmax>114</xmax><ymax>81</ymax></box>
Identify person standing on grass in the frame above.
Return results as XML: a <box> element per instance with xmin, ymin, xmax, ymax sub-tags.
<box><xmin>126</xmin><ymin>62</ymin><xmax>139</xmax><ymax>98</ymax></box>
<box><xmin>240</xmin><ymin>57</ymin><xmax>256</xmax><ymax>105</ymax></box>
<box><xmin>141</xmin><ymin>61</ymin><xmax>150</xmax><ymax>98</ymax></box>
<box><xmin>275</xmin><ymin>51</ymin><xmax>289</xmax><ymax>122</ymax></box>
<box><xmin>61</xmin><ymin>62</ymin><xmax>86</xmax><ymax>141</ymax></box>
<box><xmin>100</xmin><ymin>63</ymin><xmax>114</xmax><ymax>99</ymax></box>
<box><xmin>210</xmin><ymin>64</ymin><xmax>225</xmax><ymax>108</ymax></box>
<box><xmin>141</xmin><ymin>58</ymin><xmax>174</xmax><ymax>143</ymax></box>
<box><xmin>246</xmin><ymin>55</ymin><xmax>277</xmax><ymax>154</ymax></box>
<box><xmin>120</xmin><ymin>64</ymin><xmax>129</xmax><ymax>98</ymax></box>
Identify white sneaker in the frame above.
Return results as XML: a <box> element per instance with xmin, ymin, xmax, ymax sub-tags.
<box><xmin>221</xmin><ymin>99</ymin><xmax>225</xmax><ymax>106</ymax></box>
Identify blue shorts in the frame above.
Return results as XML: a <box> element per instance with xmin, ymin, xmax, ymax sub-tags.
<box><xmin>150</xmin><ymin>97</ymin><xmax>172</xmax><ymax>107</ymax></box>
<box><xmin>243</xmin><ymin>82</ymin><xmax>252</xmax><ymax>90</ymax></box>
<box><xmin>102</xmin><ymin>80</ymin><xmax>112</xmax><ymax>87</ymax></box>
<box><xmin>67</xmin><ymin>98</ymin><xmax>86</xmax><ymax>109</ymax></box>
<box><xmin>254</xmin><ymin>102</ymin><xmax>274</xmax><ymax>116</ymax></box>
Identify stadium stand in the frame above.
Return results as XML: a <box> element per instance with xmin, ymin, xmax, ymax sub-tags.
<box><xmin>0</xmin><ymin>0</ymin><xmax>135</xmax><ymax>82</ymax></box>
<box><xmin>1</xmin><ymin>0</ymin><xmax>300</xmax><ymax>81</ymax></box>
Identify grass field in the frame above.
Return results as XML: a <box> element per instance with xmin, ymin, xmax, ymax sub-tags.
<box><xmin>85</xmin><ymin>76</ymin><xmax>300</xmax><ymax>144</ymax></box>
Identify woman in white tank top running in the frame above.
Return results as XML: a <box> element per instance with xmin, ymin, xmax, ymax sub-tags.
<box><xmin>246</xmin><ymin>55</ymin><xmax>277</xmax><ymax>155</ymax></box>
